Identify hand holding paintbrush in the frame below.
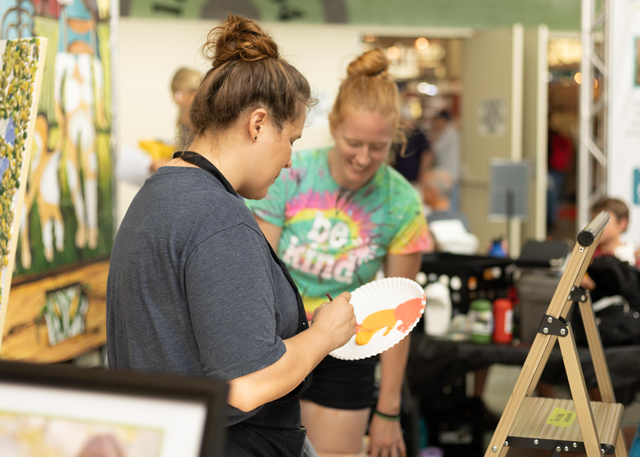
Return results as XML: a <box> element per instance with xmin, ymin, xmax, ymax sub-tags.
<box><xmin>310</xmin><ymin>291</ymin><xmax>356</xmax><ymax>350</ymax></box>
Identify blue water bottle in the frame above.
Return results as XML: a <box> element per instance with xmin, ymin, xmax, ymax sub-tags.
<box><xmin>489</xmin><ymin>238</ymin><xmax>507</xmax><ymax>258</ymax></box>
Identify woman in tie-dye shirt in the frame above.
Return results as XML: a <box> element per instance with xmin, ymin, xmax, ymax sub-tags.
<box><xmin>246</xmin><ymin>49</ymin><xmax>430</xmax><ymax>457</ymax></box>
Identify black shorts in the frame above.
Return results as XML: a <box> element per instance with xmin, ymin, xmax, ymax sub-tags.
<box><xmin>301</xmin><ymin>355</ymin><xmax>378</xmax><ymax>410</ymax></box>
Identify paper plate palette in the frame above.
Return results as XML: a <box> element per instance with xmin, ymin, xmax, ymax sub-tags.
<box><xmin>330</xmin><ymin>277</ymin><xmax>426</xmax><ymax>361</ymax></box>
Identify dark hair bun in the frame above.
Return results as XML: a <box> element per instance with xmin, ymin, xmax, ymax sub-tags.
<box><xmin>205</xmin><ymin>13</ymin><xmax>279</xmax><ymax>67</ymax></box>
<box><xmin>347</xmin><ymin>48</ymin><xmax>389</xmax><ymax>78</ymax></box>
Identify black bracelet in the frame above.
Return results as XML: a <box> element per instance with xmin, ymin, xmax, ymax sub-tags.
<box><xmin>373</xmin><ymin>409</ymin><xmax>401</xmax><ymax>422</ymax></box>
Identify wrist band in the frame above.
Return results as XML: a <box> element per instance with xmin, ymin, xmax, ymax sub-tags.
<box><xmin>374</xmin><ymin>409</ymin><xmax>401</xmax><ymax>422</ymax></box>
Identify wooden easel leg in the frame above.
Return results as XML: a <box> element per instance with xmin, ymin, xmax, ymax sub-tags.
<box><xmin>483</xmin><ymin>333</ymin><xmax>556</xmax><ymax>457</ymax></box>
<box><xmin>578</xmin><ymin>293</ymin><xmax>616</xmax><ymax>402</ymax></box>
<box><xmin>526</xmin><ymin>334</ymin><xmax>557</xmax><ymax>396</ymax></box>
<box><xmin>579</xmin><ymin>293</ymin><xmax>629</xmax><ymax>457</ymax></box>
<box><xmin>527</xmin><ymin>299</ymin><xmax>579</xmax><ymax>396</ymax></box>
<box><xmin>557</xmin><ymin>324</ymin><xmax>602</xmax><ymax>457</ymax></box>
<box><xmin>616</xmin><ymin>430</ymin><xmax>629</xmax><ymax>457</ymax></box>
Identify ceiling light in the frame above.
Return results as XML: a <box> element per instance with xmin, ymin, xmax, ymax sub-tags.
<box><xmin>415</xmin><ymin>37</ymin><xmax>429</xmax><ymax>50</ymax></box>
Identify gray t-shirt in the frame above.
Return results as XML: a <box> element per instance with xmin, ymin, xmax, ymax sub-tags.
<box><xmin>107</xmin><ymin>166</ymin><xmax>300</xmax><ymax>425</ymax></box>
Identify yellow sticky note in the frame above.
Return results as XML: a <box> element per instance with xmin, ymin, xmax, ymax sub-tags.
<box><xmin>546</xmin><ymin>408</ymin><xmax>577</xmax><ymax>427</ymax></box>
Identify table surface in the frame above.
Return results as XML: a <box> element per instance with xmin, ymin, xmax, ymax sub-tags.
<box><xmin>407</xmin><ymin>332</ymin><xmax>640</xmax><ymax>402</ymax></box>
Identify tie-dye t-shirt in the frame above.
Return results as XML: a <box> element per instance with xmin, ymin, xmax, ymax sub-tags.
<box><xmin>246</xmin><ymin>147</ymin><xmax>430</xmax><ymax>320</ymax></box>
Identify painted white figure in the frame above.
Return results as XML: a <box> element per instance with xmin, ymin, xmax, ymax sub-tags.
<box><xmin>21</xmin><ymin>115</ymin><xmax>65</xmax><ymax>268</ymax></box>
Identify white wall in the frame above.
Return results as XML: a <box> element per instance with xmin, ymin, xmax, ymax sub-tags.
<box><xmin>116</xmin><ymin>18</ymin><xmax>363</xmax><ymax>226</ymax></box>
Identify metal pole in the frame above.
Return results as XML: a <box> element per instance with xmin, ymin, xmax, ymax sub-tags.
<box><xmin>579</xmin><ymin>0</ymin><xmax>593</xmax><ymax>231</ymax></box>
<box><xmin>601</xmin><ymin>0</ymin><xmax>609</xmax><ymax>198</ymax></box>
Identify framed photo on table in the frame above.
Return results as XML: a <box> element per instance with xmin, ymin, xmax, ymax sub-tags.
<box><xmin>0</xmin><ymin>360</ymin><xmax>228</xmax><ymax>457</ymax></box>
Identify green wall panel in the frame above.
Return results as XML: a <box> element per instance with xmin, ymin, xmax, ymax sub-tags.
<box><xmin>345</xmin><ymin>0</ymin><xmax>579</xmax><ymax>30</ymax></box>
<box><xmin>120</xmin><ymin>0</ymin><xmax>580</xmax><ymax>31</ymax></box>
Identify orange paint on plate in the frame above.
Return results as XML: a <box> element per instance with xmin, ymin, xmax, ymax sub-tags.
<box><xmin>355</xmin><ymin>296</ymin><xmax>425</xmax><ymax>345</ymax></box>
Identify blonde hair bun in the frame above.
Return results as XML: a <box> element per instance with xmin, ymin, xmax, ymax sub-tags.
<box><xmin>346</xmin><ymin>48</ymin><xmax>389</xmax><ymax>78</ymax></box>
<box><xmin>205</xmin><ymin>13</ymin><xmax>279</xmax><ymax>68</ymax></box>
<box><xmin>329</xmin><ymin>48</ymin><xmax>402</xmax><ymax>147</ymax></box>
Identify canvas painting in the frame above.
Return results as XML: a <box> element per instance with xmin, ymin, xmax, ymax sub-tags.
<box><xmin>1</xmin><ymin>0</ymin><xmax>115</xmax><ymax>279</ymax></box>
<box><xmin>0</xmin><ymin>37</ymin><xmax>48</xmax><ymax>338</ymax></box>
<box><xmin>0</xmin><ymin>410</ymin><xmax>163</xmax><ymax>456</ymax></box>
<box><xmin>0</xmin><ymin>367</ymin><xmax>223</xmax><ymax>457</ymax></box>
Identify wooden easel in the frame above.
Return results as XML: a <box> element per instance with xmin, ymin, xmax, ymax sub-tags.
<box><xmin>485</xmin><ymin>212</ymin><xmax>628</xmax><ymax>457</ymax></box>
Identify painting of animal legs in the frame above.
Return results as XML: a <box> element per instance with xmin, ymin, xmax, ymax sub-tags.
<box><xmin>38</xmin><ymin>152</ymin><xmax>65</xmax><ymax>261</ymax></box>
<box><xmin>21</xmin><ymin>114</ymin><xmax>66</xmax><ymax>266</ymax></box>
<box><xmin>18</xmin><ymin>115</ymin><xmax>48</xmax><ymax>269</ymax></box>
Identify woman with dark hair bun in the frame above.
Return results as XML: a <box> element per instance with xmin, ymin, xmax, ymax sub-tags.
<box><xmin>107</xmin><ymin>14</ymin><xmax>356</xmax><ymax>457</ymax></box>
<box><xmin>247</xmin><ymin>48</ymin><xmax>431</xmax><ymax>457</ymax></box>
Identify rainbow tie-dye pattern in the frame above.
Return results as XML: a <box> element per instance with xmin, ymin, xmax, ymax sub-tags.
<box><xmin>246</xmin><ymin>147</ymin><xmax>430</xmax><ymax>320</ymax></box>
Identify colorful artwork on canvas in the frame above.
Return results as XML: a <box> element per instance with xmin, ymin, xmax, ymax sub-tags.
<box><xmin>0</xmin><ymin>36</ymin><xmax>47</xmax><ymax>331</ymax></box>
<box><xmin>0</xmin><ymin>410</ymin><xmax>163</xmax><ymax>456</ymax></box>
<box><xmin>1</xmin><ymin>0</ymin><xmax>114</xmax><ymax>278</ymax></box>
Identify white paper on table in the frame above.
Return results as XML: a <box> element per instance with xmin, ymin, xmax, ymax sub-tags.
<box><xmin>429</xmin><ymin>219</ymin><xmax>480</xmax><ymax>255</ymax></box>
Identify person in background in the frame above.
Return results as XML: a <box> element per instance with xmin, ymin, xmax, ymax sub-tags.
<box><xmin>108</xmin><ymin>14</ymin><xmax>356</xmax><ymax>457</ymax></box>
<box><xmin>115</xmin><ymin>67</ymin><xmax>201</xmax><ymax>186</ymax></box>
<box><xmin>423</xmin><ymin>168</ymin><xmax>470</xmax><ymax>231</ymax></box>
<box><xmin>169</xmin><ymin>67</ymin><xmax>200</xmax><ymax>151</ymax></box>
<box><xmin>431</xmin><ymin>110</ymin><xmax>460</xmax><ymax>210</ymax></box>
<box><xmin>247</xmin><ymin>48</ymin><xmax>431</xmax><ymax>457</ymax></box>
<box><xmin>575</xmin><ymin>197</ymin><xmax>640</xmax><ymax>355</ymax></box>
<box><xmin>590</xmin><ymin>197</ymin><xmax>636</xmax><ymax>266</ymax></box>
<box><xmin>579</xmin><ymin>197</ymin><xmax>636</xmax><ymax>317</ymax></box>
<box><xmin>145</xmin><ymin>67</ymin><xmax>201</xmax><ymax>172</ymax></box>
<box><xmin>393</xmin><ymin>102</ymin><xmax>432</xmax><ymax>184</ymax></box>
<box><xmin>546</xmin><ymin>112</ymin><xmax>575</xmax><ymax>230</ymax></box>
<box><xmin>422</xmin><ymin>168</ymin><xmax>477</xmax><ymax>255</ymax></box>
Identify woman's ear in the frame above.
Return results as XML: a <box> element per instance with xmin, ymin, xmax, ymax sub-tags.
<box><xmin>249</xmin><ymin>108</ymin><xmax>268</xmax><ymax>141</ymax></box>
<box><xmin>619</xmin><ymin>217</ymin><xmax>629</xmax><ymax>233</ymax></box>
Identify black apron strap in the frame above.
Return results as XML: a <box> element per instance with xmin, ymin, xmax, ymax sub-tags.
<box><xmin>173</xmin><ymin>150</ymin><xmax>238</xmax><ymax>196</ymax></box>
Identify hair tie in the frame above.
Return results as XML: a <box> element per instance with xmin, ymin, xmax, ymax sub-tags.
<box><xmin>373</xmin><ymin>409</ymin><xmax>400</xmax><ymax>422</ymax></box>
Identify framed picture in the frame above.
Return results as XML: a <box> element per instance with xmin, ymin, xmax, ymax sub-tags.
<box><xmin>0</xmin><ymin>360</ymin><xmax>228</xmax><ymax>457</ymax></box>
<box><xmin>488</xmin><ymin>159</ymin><xmax>529</xmax><ymax>221</ymax></box>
